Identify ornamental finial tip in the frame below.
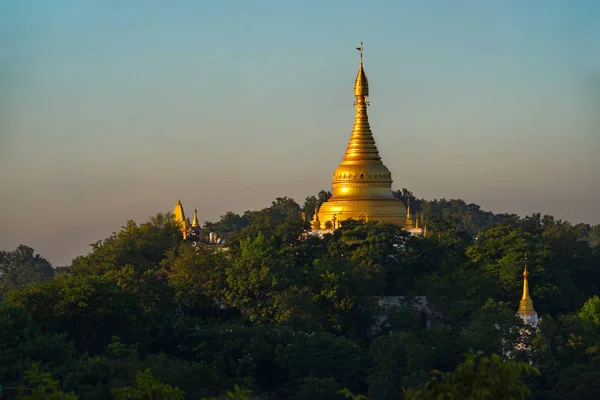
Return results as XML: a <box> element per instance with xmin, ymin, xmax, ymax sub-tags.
<box><xmin>356</xmin><ymin>41</ymin><xmax>364</xmax><ymax>63</ymax></box>
<box><xmin>353</xmin><ymin>41</ymin><xmax>369</xmax><ymax>97</ymax></box>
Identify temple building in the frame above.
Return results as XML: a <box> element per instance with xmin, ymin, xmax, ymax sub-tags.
<box><xmin>311</xmin><ymin>43</ymin><xmax>423</xmax><ymax>234</ymax></box>
<box><xmin>172</xmin><ymin>200</ymin><xmax>222</xmax><ymax>244</ymax></box>
<box><xmin>516</xmin><ymin>261</ymin><xmax>539</xmax><ymax>326</ymax></box>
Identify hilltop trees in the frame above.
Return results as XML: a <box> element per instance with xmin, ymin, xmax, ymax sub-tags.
<box><xmin>1</xmin><ymin>193</ymin><xmax>600</xmax><ymax>399</ymax></box>
<box><xmin>69</xmin><ymin>213</ymin><xmax>182</xmax><ymax>276</ymax></box>
<box><xmin>0</xmin><ymin>245</ymin><xmax>54</xmax><ymax>298</ymax></box>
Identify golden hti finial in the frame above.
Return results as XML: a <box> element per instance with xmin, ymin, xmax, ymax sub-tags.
<box><xmin>356</xmin><ymin>41</ymin><xmax>364</xmax><ymax>63</ymax></box>
<box><xmin>354</xmin><ymin>41</ymin><xmax>369</xmax><ymax>97</ymax></box>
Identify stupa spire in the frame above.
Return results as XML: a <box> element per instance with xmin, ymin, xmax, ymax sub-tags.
<box><xmin>516</xmin><ymin>255</ymin><xmax>539</xmax><ymax>325</ymax></box>
<box><xmin>342</xmin><ymin>42</ymin><xmax>381</xmax><ymax>163</ymax></box>
<box><xmin>354</xmin><ymin>42</ymin><xmax>368</xmax><ymax>96</ymax></box>
<box><xmin>405</xmin><ymin>199</ymin><xmax>414</xmax><ymax>227</ymax></box>
<box><xmin>192</xmin><ymin>209</ymin><xmax>200</xmax><ymax>228</ymax></box>
<box><xmin>173</xmin><ymin>200</ymin><xmax>188</xmax><ymax>239</ymax></box>
<box><xmin>519</xmin><ymin>265</ymin><xmax>534</xmax><ymax>307</ymax></box>
<box><xmin>311</xmin><ymin>207</ymin><xmax>321</xmax><ymax>230</ymax></box>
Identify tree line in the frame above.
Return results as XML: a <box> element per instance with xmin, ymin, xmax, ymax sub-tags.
<box><xmin>1</xmin><ymin>191</ymin><xmax>599</xmax><ymax>399</ymax></box>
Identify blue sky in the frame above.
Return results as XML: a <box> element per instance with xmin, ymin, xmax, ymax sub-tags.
<box><xmin>1</xmin><ymin>0</ymin><xmax>599</xmax><ymax>264</ymax></box>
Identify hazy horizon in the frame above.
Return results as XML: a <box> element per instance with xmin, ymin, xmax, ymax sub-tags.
<box><xmin>1</xmin><ymin>0</ymin><xmax>599</xmax><ymax>265</ymax></box>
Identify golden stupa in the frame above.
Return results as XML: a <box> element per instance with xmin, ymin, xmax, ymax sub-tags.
<box><xmin>173</xmin><ymin>200</ymin><xmax>190</xmax><ymax>239</ymax></box>
<box><xmin>312</xmin><ymin>42</ymin><xmax>407</xmax><ymax>230</ymax></box>
<box><xmin>516</xmin><ymin>260</ymin><xmax>539</xmax><ymax>325</ymax></box>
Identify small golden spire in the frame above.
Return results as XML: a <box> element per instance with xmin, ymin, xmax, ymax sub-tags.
<box><xmin>311</xmin><ymin>207</ymin><xmax>321</xmax><ymax>230</ymax></box>
<box><xmin>517</xmin><ymin>255</ymin><xmax>537</xmax><ymax>316</ymax></box>
<box><xmin>414</xmin><ymin>212</ymin><xmax>420</xmax><ymax>229</ymax></box>
<box><xmin>405</xmin><ymin>200</ymin><xmax>414</xmax><ymax>228</ymax></box>
<box><xmin>192</xmin><ymin>209</ymin><xmax>200</xmax><ymax>227</ymax></box>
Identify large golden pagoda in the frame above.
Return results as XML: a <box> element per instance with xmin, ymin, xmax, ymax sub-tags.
<box><xmin>312</xmin><ymin>42</ymin><xmax>407</xmax><ymax>230</ymax></box>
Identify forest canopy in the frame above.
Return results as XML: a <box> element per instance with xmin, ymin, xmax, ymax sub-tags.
<box><xmin>1</xmin><ymin>191</ymin><xmax>599</xmax><ymax>399</ymax></box>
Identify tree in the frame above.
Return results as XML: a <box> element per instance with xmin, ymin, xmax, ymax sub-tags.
<box><xmin>276</xmin><ymin>332</ymin><xmax>364</xmax><ymax>394</ymax></box>
<box><xmin>317</xmin><ymin>190</ymin><xmax>332</xmax><ymax>208</ymax></box>
<box><xmin>69</xmin><ymin>213</ymin><xmax>181</xmax><ymax>276</ymax></box>
<box><xmin>588</xmin><ymin>225</ymin><xmax>600</xmax><ymax>248</ymax></box>
<box><xmin>8</xmin><ymin>274</ymin><xmax>147</xmax><ymax>355</ymax></box>
<box><xmin>291</xmin><ymin>377</ymin><xmax>343</xmax><ymax>400</ymax></box>
<box><xmin>17</xmin><ymin>363</ymin><xmax>79</xmax><ymax>400</ymax></box>
<box><xmin>0</xmin><ymin>302</ymin><xmax>71</xmax><ymax>388</ymax></box>
<box><xmin>0</xmin><ymin>245</ymin><xmax>54</xmax><ymax>298</ymax></box>
<box><xmin>203</xmin><ymin>385</ymin><xmax>255</xmax><ymax>400</ymax></box>
<box><xmin>323</xmin><ymin>220</ymin><xmax>408</xmax><ymax>296</ymax></box>
<box><xmin>223</xmin><ymin>233</ymin><xmax>295</xmax><ymax>322</ymax></box>
<box><xmin>112</xmin><ymin>369</ymin><xmax>185</xmax><ymax>400</ymax></box>
<box><xmin>417</xmin><ymin>198</ymin><xmax>503</xmax><ymax>237</ymax></box>
<box><xmin>302</xmin><ymin>196</ymin><xmax>318</xmax><ymax>221</ymax></box>
<box><xmin>211</xmin><ymin>212</ymin><xmax>250</xmax><ymax>240</ymax></box>
<box><xmin>367</xmin><ymin>332</ymin><xmax>431</xmax><ymax>399</ymax></box>
<box><xmin>403</xmin><ymin>351</ymin><xmax>539</xmax><ymax>400</ymax></box>
<box><xmin>162</xmin><ymin>243</ymin><xmax>227</xmax><ymax>312</ymax></box>
<box><xmin>463</xmin><ymin>299</ymin><xmax>525</xmax><ymax>359</ymax></box>
<box><xmin>579</xmin><ymin>296</ymin><xmax>600</xmax><ymax>327</ymax></box>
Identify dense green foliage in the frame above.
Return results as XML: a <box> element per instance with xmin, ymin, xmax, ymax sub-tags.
<box><xmin>1</xmin><ymin>192</ymin><xmax>599</xmax><ymax>399</ymax></box>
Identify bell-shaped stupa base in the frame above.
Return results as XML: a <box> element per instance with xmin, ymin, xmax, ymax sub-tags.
<box><xmin>317</xmin><ymin>198</ymin><xmax>407</xmax><ymax>229</ymax></box>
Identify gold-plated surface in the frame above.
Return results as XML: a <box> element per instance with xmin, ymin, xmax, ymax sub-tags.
<box><xmin>311</xmin><ymin>210</ymin><xmax>321</xmax><ymax>230</ymax></box>
<box><xmin>173</xmin><ymin>200</ymin><xmax>189</xmax><ymax>239</ymax></box>
<box><xmin>517</xmin><ymin>266</ymin><xmax>537</xmax><ymax>316</ymax></box>
<box><xmin>315</xmin><ymin>42</ymin><xmax>407</xmax><ymax>229</ymax></box>
<box><xmin>354</xmin><ymin>42</ymin><xmax>369</xmax><ymax>97</ymax></box>
<box><xmin>405</xmin><ymin>200</ymin><xmax>414</xmax><ymax>228</ymax></box>
<box><xmin>192</xmin><ymin>208</ymin><xmax>200</xmax><ymax>227</ymax></box>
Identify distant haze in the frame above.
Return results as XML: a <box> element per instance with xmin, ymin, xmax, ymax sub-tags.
<box><xmin>1</xmin><ymin>1</ymin><xmax>599</xmax><ymax>265</ymax></box>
